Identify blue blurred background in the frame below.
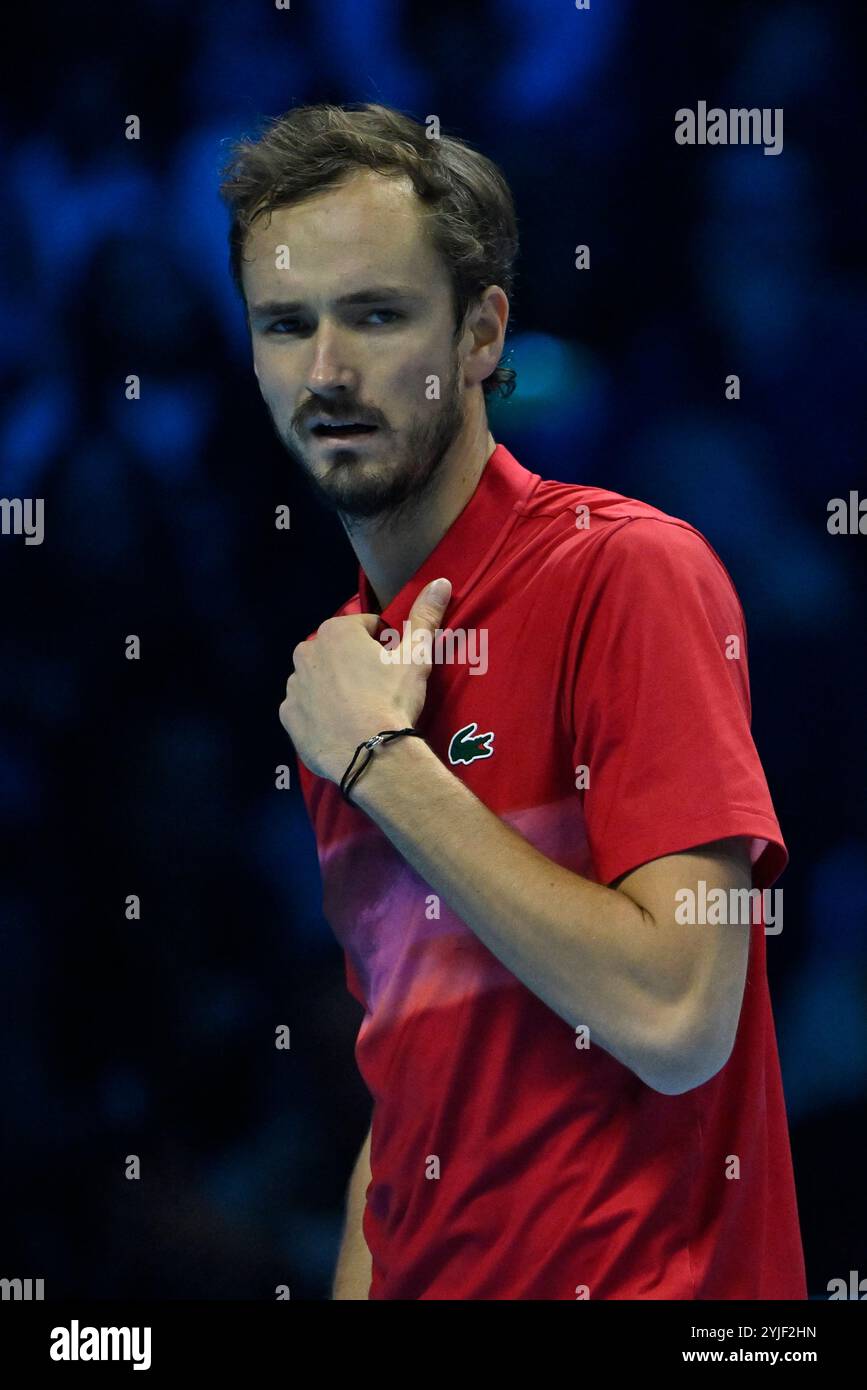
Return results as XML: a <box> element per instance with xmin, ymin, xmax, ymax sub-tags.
<box><xmin>1</xmin><ymin>0</ymin><xmax>865</xmax><ymax>1299</ymax></box>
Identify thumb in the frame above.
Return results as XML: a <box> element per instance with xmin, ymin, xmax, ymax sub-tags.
<box><xmin>407</xmin><ymin>577</ymin><xmax>452</xmax><ymax>635</ymax></box>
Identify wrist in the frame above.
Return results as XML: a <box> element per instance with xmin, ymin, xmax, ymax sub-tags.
<box><xmin>348</xmin><ymin>730</ymin><xmax>436</xmax><ymax>813</ymax></box>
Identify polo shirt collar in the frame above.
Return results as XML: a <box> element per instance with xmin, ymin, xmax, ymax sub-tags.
<box><xmin>357</xmin><ymin>443</ymin><xmax>540</xmax><ymax>626</ymax></box>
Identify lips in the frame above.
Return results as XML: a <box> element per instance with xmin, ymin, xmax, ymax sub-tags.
<box><xmin>310</xmin><ymin>423</ymin><xmax>380</xmax><ymax>447</ymax></box>
<box><xmin>310</xmin><ymin>421</ymin><xmax>378</xmax><ymax>436</ymax></box>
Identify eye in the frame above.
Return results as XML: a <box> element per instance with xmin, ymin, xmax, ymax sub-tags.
<box><xmin>363</xmin><ymin>310</ymin><xmax>401</xmax><ymax>325</ymax></box>
<box><xmin>266</xmin><ymin>318</ymin><xmax>303</xmax><ymax>335</ymax></box>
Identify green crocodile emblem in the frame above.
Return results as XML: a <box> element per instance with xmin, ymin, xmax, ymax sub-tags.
<box><xmin>448</xmin><ymin>721</ymin><xmax>495</xmax><ymax>765</ymax></box>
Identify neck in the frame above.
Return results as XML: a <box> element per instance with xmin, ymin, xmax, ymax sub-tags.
<box><xmin>341</xmin><ymin>414</ymin><xmax>497</xmax><ymax>613</ymax></box>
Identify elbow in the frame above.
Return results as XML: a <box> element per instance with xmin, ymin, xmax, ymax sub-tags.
<box><xmin>640</xmin><ymin>1013</ymin><xmax>735</xmax><ymax>1097</ymax></box>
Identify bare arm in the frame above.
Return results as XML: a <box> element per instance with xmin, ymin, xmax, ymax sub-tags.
<box><xmin>351</xmin><ymin>736</ymin><xmax>753</xmax><ymax>1095</ymax></box>
<box><xmin>331</xmin><ymin>1123</ymin><xmax>372</xmax><ymax>1300</ymax></box>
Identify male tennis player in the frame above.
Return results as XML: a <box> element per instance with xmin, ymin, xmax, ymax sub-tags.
<box><xmin>220</xmin><ymin>102</ymin><xmax>807</xmax><ymax>1300</ymax></box>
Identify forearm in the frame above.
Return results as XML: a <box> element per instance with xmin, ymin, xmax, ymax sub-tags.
<box><xmin>332</xmin><ymin>1129</ymin><xmax>372</xmax><ymax>1300</ymax></box>
<box><xmin>350</xmin><ymin>736</ymin><xmax>693</xmax><ymax>1086</ymax></box>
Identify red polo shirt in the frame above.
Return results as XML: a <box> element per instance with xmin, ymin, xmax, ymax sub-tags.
<box><xmin>296</xmin><ymin>443</ymin><xmax>807</xmax><ymax>1300</ymax></box>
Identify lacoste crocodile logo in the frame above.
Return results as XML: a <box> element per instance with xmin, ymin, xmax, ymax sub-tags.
<box><xmin>447</xmin><ymin>721</ymin><xmax>495</xmax><ymax>765</ymax></box>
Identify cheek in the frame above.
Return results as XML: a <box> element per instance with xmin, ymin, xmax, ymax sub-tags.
<box><xmin>254</xmin><ymin>356</ymin><xmax>291</xmax><ymax>406</ymax></box>
<box><xmin>388</xmin><ymin>346</ymin><xmax>447</xmax><ymax>404</ymax></box>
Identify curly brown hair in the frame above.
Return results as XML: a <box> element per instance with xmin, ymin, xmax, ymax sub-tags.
<box><xmin>218</xmin><ymin>102</ymin><xmax>518</xmax><ymax>399</ymax></box>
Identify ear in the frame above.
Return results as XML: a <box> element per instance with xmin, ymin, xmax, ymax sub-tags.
<box><xmin>464</xmin><ymin>286</ymin><xmax>509</xmax><ymax>388</ymax></box>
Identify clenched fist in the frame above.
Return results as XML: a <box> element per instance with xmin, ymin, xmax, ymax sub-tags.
<box><xmin>279</xmin><ymin>577</ymin><xmax>452</xmax><ymax>783</ymax></box>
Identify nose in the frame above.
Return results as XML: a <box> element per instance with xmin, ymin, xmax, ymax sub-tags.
<box><xmin>305</xmin><ymin>321</ymin><xmax>358</xmax><ymax>397</ymax></box>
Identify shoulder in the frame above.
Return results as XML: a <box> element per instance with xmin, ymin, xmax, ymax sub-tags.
<box><xmin>591</xmin><ymin>512</ymin><xmax>735</xmax><ymax>588</ymax></box>
<box><xmin>585</xmin><ymin>516</ymin><xmax>746</xmax><ymax>637</ymax></box>
<box><xmin>524</xmin><ymin>477</ymin><xmax>739</xmax><ymax>599</ymax></box>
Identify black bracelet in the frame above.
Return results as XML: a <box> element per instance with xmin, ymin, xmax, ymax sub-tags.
<box><xmin>340</xmin><ymin>727</ymin><xmax>426</xmax><ymax>804</ymax></box>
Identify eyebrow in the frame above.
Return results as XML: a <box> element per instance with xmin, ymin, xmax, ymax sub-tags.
<box><xmin>248</xmin><ymin>287</ymin><xmax>422</xmax><ymax>319</ymax></box>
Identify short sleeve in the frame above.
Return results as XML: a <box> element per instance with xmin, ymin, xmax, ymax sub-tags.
<box><xmin>569</xmin><ymin>518</ymin><xmax>787</xmax><ymax>889</ymax></box>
